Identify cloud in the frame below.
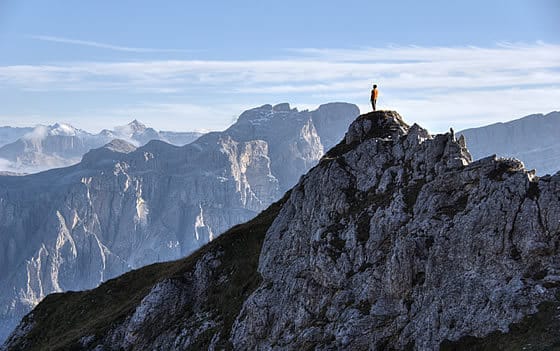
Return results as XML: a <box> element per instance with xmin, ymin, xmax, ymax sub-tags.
<box><xmin>1</xmin><ymin>42</ymin><xmax>559</xmax><ymax>92</ymax></box>
<box><xmin>27</xmin><ymin>35</ymin><xmax>193</xmax><ymax>53</ymax></box>
<box><xmin>22</xmin><ymin>125</ymin><xmax>49</xmax><ymax>142</ymax></box>
<box><xmin>0</xmin><ymin>42</ymin><xmax>558</xmax><ymax>132</ymax></box>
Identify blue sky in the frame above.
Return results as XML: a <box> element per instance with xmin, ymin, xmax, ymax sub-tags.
<box><xmin>0</xmin><ymin>0</ymin><xmax>558</xmax><ymax>132</ymax></box>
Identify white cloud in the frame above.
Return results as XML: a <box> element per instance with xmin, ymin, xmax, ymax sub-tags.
<box><xmin>1</xmin><ymin>43</ymin><xmax>558</xmax><ymax>91</ymax></box>
<box><xmin>0</xmin><ymin>42</ymin><xmax>558</xmax><ymax>131</ymax></box>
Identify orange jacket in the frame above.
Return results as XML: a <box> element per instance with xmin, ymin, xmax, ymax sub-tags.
<box><xmin>371</xmin><ymin>88</ymin><xmax>378</xmax><ymax>101</ymax></box>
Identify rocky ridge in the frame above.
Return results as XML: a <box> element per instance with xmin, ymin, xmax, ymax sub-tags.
<box><xmin>4</xmin><ymin>110</ymin><xmax>560</xmax><ymax>350</ymax></box>
<box><xmin>0</xmin><ymin>102</ymin><xmax>359</xmax><ymax>342</ymax></box>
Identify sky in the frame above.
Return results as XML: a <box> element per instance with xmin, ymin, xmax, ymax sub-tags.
<box><xmin>0</xmin><ymin>0</ymin><xmax>558</xmax><ymax>133</ymax></box>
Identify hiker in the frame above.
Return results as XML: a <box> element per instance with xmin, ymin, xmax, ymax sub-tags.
<box><xmin>371</xmin><ymin>84</ymin><xmax>378</xmax><ymax>111</ymax></box>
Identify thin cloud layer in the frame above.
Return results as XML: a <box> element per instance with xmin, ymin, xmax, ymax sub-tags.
<box><xmin>0</xmin><ymin>42</ymin><xmax>558</xmax><ymax>132</ymax></box>
<box><xmin>28</xmin><ymin>35</ymin><xmax>194</xmax><ymax>53</ymax></box>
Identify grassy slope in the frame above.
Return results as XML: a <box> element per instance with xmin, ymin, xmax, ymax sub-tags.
<box><xmin>9</xmin><ymin>192</ymin><xmax>289</xmax><ymax>351</ymax></box>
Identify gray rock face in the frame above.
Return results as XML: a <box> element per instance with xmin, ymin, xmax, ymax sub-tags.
<box><xmin>459</xmin><ymin>111</ymin><xmax>560</xmax><ymax>175</ymax></box>
<box><xmin>0</xmin><ymin>120</ymin><xmax>203</xmax><ymax>174</ymax></box>
<box><xmin>232</xmin><ymin>112</ymin><xmax>560</xmax><ymax>349</ymax></box>
<box><xmin>0</xmin><ymin>102</ymin><xmax>359</xmax><ymax>342</ymax></box>
<box><xmin>5</xmin><ymin>110</ymin><xmax>560</xmax><ymax>351</ymax></box>
<box><xmin>227</xmin><ymin>103</ymin><xmax>359</xmax><ymax>190</ymax></box>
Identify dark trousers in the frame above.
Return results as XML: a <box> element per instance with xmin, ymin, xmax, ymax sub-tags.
<box><xmin>371</xmin><ymin>99</ymin><xmax>376</xmax><ymax>111</ymax></box>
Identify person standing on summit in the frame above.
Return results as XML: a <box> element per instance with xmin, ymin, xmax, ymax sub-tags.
<box><xmin>371</xmin><ymin>84</ymin><xmax>379</xmax><ymax>111</ymax></box>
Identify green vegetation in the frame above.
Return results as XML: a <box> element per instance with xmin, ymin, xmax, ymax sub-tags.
<box><xmin>12</xmin><ymin>192</ymin><xmax>290</xmax><ymax>351</ymax></box>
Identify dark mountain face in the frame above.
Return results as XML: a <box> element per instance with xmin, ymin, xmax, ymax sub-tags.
<box><xmin>0</xmin><ymin>102</ymin><xmax>359</xmax><ymax>343</ymax></box>
<box><xmin>5</xmin><ymin>110</ymin><xmax>559</xmax><ymax>351</ymax></box>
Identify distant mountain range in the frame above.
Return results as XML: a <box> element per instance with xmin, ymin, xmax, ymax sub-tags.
<box><xmin>459</xmin><ymin>111</ymin><xmax>560</xmax><ymax>175</ymax></box>
<box><xmin>0</xmin><ymin>120</ymin><xmax>203</xmax><ymax>174</ymax></box>
<box><xmin>2</xmin><ymin>111</ymin><xmax>558</xmax><ymax>176</ymax></box>
<box><xmin>0</xmin><ymin>102</ymin><xmax>360</xmax><ymax>342</ymax></box>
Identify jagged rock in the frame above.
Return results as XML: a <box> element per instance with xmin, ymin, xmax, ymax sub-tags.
<box><xmin>0</xmin><ymin>102</ymin><xmax>359</xmax><ymax>342</ymax></box>
<box><xmin>5</xmin><ymin>110</ymin><xmax>559</xmax><ymax>351</ymax></box>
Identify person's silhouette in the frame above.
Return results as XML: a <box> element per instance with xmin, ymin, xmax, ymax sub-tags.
<box><xmin>370</xmin><ymin>84</ymin><xmax>378</xmax><ymax>111</ymax></box>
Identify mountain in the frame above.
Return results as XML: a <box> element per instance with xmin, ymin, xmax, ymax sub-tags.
<box><xmin>0</xmin><ymin>120</ymin><xmax>203</xmax><ymax>174</ymax></box>
<box><xmin>4</xmin><ymin>110</ymin><xmax>559</xmax><ymax>350</ymax></box>
<box><xmin>0</xmin><ymin>123</ymin><xmax>101</xmax><ymax>173</ymax></box>
<box><xmin>100</xmin><ymin>119</ymin><xmax>203</xmax><ymax>147</ymax></box>
<box><xmin>0</xmin><ymin>127</ymin><xmax>33</xmax><ymax>148</ymax></box>
<box><xmin>0</xmin><ymin>102</ymin><xmax>359</xmax><ymax>343</ymax></box>
<box><xmin>459</xmin><ymin>111</ymin><xmax>560</xmax><ymax>175</ymax></box>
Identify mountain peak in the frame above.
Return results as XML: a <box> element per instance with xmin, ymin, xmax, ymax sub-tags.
<box><xmin>102</xmin><ymin>138</ymin><xmax>138</xmax><ymax>153</ymax></box>
<box><xmin>272</xmin><ymin>102</ymin><xmax>295</xmax><ymax>112</ymax></box>
<box><xmin>21</xmin><ymin>123</ymin><xmax>82</xmax><ymax>142</ymax></box>
<box><xmin>80</xmin><ymin>139</ymin><xmax>136</xmax><ymax>167</ymax></box>
<box><xmin>127</xmin><ymin>119</ymin><xmax>147</xmax><ymax>132</ymax></box>
<box><xmin>236</xmin><ymin>103</ymin><xmax>301</xmax><ymax>125</ymax></box>
<box><xmin>323</xmin><ymin>110</ymin><xmax>412</xmax><ymax>159</ymax></box>
<box><xmin>345</xmin><ymin>110</ymin><xmax>410</xmax><ymax>144</ymax></box>
<box><xmin>49</xmin><ymin>122</ymin><xmax>82</xmax><ymax>136</ymax></box>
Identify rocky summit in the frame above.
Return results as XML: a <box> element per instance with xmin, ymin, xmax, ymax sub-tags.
<box><xmin>4</xmin><ymin>110</ymin><xmax>560</xmax><ymax>350</ymax></box>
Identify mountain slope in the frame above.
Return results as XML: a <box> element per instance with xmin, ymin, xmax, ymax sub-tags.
<box><xmin>5</xmin><ymin>110</ymin><xmax>559</xmax><ymax>350</ymax></box>
<box><xmin>0</xmin><ymin>102</ymin><xmax>359</xmax><ymax>342</ymax></box>
<box><xmin>459</xmin><ymin>111</ymin><xmax>560</xmax><ymax>175</ymax></box>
